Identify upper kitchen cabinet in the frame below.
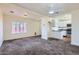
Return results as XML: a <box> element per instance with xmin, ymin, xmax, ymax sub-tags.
<box><xmin>58</xmin><ymin>14</ymin><xmax>71</xmax><ymax>28</ymax></box>
<box><xmin>51</xmin><ymin>14</ymin><xmax>71</xmax><ymax>31</ymax></box>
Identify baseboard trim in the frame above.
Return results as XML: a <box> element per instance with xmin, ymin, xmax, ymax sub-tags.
<box><xmin>71</xmin><ymin>42</ymin><xmax>79</xmax><ymax>46</ymax></box>
<box><xmin>48</xmin><ymin>37</ymin><xmax>62</xmax><ymax>40</ymax></box>
<box><xmin>4</xmin><ymin>35</ymin><xmax>41</xmax><ymax>42</ymax></box>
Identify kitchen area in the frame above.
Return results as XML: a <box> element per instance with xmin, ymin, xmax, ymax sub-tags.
<box><xmin>48</xmin><ymin>14</ymin><xmax>71</xmax><ymax>41</ymax></box>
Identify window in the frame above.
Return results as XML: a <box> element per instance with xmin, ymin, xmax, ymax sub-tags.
<box><xmin>12</xmin><ymin>21</ymin><xmax>27</xmax><ymax>34</ymax></box>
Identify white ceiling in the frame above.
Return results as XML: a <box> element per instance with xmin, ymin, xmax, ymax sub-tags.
<box><xmin>17</xmin><ymin>3</ymin><xmax>79</xmax><ymax>16</ymax></box>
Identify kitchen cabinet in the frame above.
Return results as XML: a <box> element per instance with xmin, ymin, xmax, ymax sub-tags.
<box><xmin>52</xmin><ymin>30</ymin><xmax>66</xmax><ymax>39</ymax></box>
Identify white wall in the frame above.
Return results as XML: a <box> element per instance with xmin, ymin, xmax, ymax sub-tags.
<box><xmin>3</xmin><ymin>14</ymin><xmax>41</xmax><ymax>40</ymax></box>
<box><xmin>71</xmin><ymin>10</ymin><xmax>79</xmax><ymax>46</ymax></box>
<box><xmin>0</xmin><ymin>9</ymin><xmax>3</xmax><ymax>47</ymax></box>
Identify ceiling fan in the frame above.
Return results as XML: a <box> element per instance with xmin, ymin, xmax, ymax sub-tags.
<box><xmin>48</xmin><ymin>4</ymin><xmax>64</xmax><ymax>16</ymax></box>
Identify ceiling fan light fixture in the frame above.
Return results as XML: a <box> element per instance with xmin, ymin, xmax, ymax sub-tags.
<box><xmin>49</xmin><ymin>11</ymin><xmax>54</xmax><ymax>14</ymax></box>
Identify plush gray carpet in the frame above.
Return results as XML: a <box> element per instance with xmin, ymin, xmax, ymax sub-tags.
<box><xmin>0</xmin><ymin>36</ymin><xmax>79</xmax><ymax>55</ymax></box>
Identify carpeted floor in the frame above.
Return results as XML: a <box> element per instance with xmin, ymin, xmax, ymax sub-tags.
<box><xmin>0</xmin><ymin>36</ymin><xmax>79</xmax><ymax>55</ymax></box>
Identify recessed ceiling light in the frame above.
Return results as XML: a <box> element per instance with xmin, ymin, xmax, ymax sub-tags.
<box><xmin>49</xmin><ymin>11</ymin><xmax>54</xmax><ymax>14</ymax></box>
